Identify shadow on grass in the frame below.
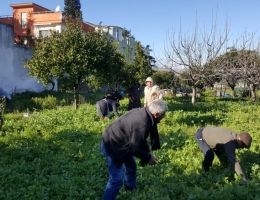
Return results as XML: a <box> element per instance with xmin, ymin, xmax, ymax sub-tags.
<box><xmin>119</xmin><ymin>153</ymin><xmax>260</xmax><ymax>200</ymax></box>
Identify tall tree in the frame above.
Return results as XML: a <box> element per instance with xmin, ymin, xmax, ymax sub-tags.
<box><xmin>64</xmin><ymin>0</ymin><xmax>82</xmax><ymax>18</ymax></box>
<box><xmin>134</xmin><ymin>41</ymin><xmax>154</xmax><ymax>85</ymax></box>
<box><xmin>24</xmin><ymin>18</ymin><xmax>123</xmax><ymax>109</ymax></box>
<box><xmin>122</xmin><ymin>28</ymin><xmax>132</xmax><ymax>37</ymax></box>
<box><xmin>210</xmin><ymin>49</ymin><xmax>243</xmax><ymax>97</ymax></box>
<box><xmin>210</xmin><ymin>32</ymin><xmax>260</xmax><ymax>100</ymax></box>
<box><xmin>233</xmin><ymin>34</ymin><xmax>260</xmax><ymax>101</ymax></box>
<box><xmin>84</xmin><ymin>46</ymin><xmax>126</xmax><ymax>91</ymax></box>
<box><xmin>114</xmin><ymin>41</ymin><xmax>154</xmax><ymax>89</ymax></box>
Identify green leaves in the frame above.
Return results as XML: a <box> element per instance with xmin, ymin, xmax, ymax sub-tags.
<box><xmin>24</xmin><ymin>19</ymin><xmax>127</xmax><ymax>108</ymax></box>
<box><xmin>1</xmin><ymin>94</ymin><xmax>260</xmax><ymax>199</ymax></box>
<box><xmin>64</xmin><ymin>0</ymin><xmax>82</xmax><ymax>19</ymax></box>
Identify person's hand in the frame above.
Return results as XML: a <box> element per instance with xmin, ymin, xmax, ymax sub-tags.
<box><xmin>144</xmin><ymin>103</ymin><xmax>147</xmax><ymax>107</ymax></box>
<box><xmin>148</xmin><ymin>154</ymin><xmax>158</xmax><ymax>165</ymax></box>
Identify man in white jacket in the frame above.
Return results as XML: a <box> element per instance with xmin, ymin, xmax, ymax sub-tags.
<box><xmin>144</xmin><ymin>77</ymin><xmax>163</xmax><ymax>107</ymax></box>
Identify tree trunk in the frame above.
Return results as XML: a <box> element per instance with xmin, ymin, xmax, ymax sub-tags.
<box><xmin>49</xmin><ymin>79</ymin><xmax>55</xmax><ymax>91</ymax></box>
<box><xmin>73</xmin><ymin>79</ymin><xmax>79</xmax><ymax>110</ymax></box>
<box><xmin>220</xmin><ymin>80</ymin><xmax>223</xmax><ymax>96</ymax></box>
<box><xmin>0</xmin><ymin>112</ymin><xmax>3</xmax><ymax>131</ymax></box>
<box><xmin>192</xmin><ymin>86</ymin><xmax>196</xmax><ymax>104</ymax></box>
<box><xmin>231</xmin><ymin>86</ymin><xmax>235</xmax><ymax>98</ymax></box>
<box><xmin>250</xmin><ymin>84</ymin><xmax>257</xmax><ymax>102</ymax></box>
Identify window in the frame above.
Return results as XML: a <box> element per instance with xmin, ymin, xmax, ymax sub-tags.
<box><xmin>21</xmin><ymin>12</ymin><xmax>26</xmax><ymax>28</ymax></box>
<box><xmin>39</xmin><ymin>30</ymin><xmax>49</xmax><ymax>37</ymax></box>
<box><xmin>113</xmin><ymin>28</ymin><xmax>119</xmax><ymax>41</ymax></box>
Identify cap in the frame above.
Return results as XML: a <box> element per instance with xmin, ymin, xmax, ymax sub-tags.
<box><xmin>239</xmin><ymin>132</ymin><xmax>252</xmax><ymax>149</ymax></box>
<box><xmin>145</xmin><ymin>77</ymin><xmax>153</xmax><ymax>83</ymax></box>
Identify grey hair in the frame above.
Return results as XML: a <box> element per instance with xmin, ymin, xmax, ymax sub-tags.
<box><xmin>148</xmin><ymin>99</ymin><xmax>168</xmax><ymax>116</ymax></box>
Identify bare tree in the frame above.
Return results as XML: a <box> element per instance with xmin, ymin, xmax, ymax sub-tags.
<box><xmin>236</xmin><ymin>34</ymin><xmax>260</xmax><ymax>101</ymax></box>
<box><xmin>213</xmin><ymin>33</ymin><xmax>260</xmax><ymax>100</ymax></box>
<box><xmin>213</xmin><ymin>48</ymin><xmax>244</xmax><ymax>97</ymax></box>
<box><xmin>158</xmin><ymin>13</ymin><xmax>230</xmax><ymax>103</ymax></box>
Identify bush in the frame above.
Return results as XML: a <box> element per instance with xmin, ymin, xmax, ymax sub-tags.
<box><xmin>202</xmin><ymin>89</ymin><xmax>214</xmax><ymax>97</ymax></box>
<box><xmin>32</xmin><ymin>95</ymin><xmax>59</xmax><ymax>109</ymax></box>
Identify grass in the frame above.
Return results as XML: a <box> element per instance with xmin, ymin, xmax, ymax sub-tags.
<box><xmin>0</xmin><ymin>91</ymin><xmax>260</xmax><ymax>199</ymax></box>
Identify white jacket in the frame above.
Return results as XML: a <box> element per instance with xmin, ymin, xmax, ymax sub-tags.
<box><xmin>144</xmin><ymin>85</ymin><xmax>163</xmax><ymax>106</ymax></box>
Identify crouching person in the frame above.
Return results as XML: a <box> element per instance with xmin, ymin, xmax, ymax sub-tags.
<box><xmin>101</xmin><ymin>99</ymin><xmax>168</xmax><ymax>200</ymax></box>
<box><xmin>96</xmin><ymin>95</ymin><xmax>120</xmax><ymax>120</ymax></box>
<box><xmin>195</xmin><ymin>126</ymin><xmax>252</xmax><ymax>183</ymax></box>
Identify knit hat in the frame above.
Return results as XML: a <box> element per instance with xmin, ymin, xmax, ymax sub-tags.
<box><xmin>145</xmin><ymin>77</ymin><xmax>153</xmax><ymax>83</ymax></box>
<box><xmin>239</xmin><ymin>132</ymin><xmax>252</xmax><ymax>149</ymax></box>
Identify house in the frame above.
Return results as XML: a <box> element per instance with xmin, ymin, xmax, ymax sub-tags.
<box><xmin>0</xmin><ymin>2</ymin><xmax>135</xmax><ymax>60</ymax></box>
<box><xmin>0</xmin><ymin>2</ymin><xmax>136</xmax><ymax>93</ymax></box>
<box><xmin>0</xmin><ymin>2</ymin><xmax>94</xmax><ymax>45</ymax></box>
<box><xmin>94</xmin><ymin>25</ymin><xmax>135</xmax><ymax>62</ymax></box>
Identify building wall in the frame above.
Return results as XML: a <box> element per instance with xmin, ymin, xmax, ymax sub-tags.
<box><xmin>82</xmin><ymin>22</ymin><xmax>94</xmax><ymax>32</ymax></box>
<box><xmin>0</xmin><ymin>22</ymin><xmax>55</xmax><ymax>94</ymax></box>
<box><xmin>32</xmin><ymin>12</ymin><xmax>63</xmax><ymax>24</ymax></box>
<box><xmin>118</xmin><ymin>37</ymin><xmax>135</xmax><ymax>62</ymax></box>
<box><xmin>0</xmin><ymin>16</ymin><xmax>13</xmax><ymax>26</ymax></box>
<box><xmin>13</xmin><ymin>7</ymin><xmax>34</xmax><ymax>36</ymax></box>
<box><xmin>11</xmin><ymin>3</ymin><xmax>50</xmax><ymax>36</ymax></box>
<box><xmin>95</xmin><ymin>25</ymin><xmax>135</xmax><ymax>62</ymax></box>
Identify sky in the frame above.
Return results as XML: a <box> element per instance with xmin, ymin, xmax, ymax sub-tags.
<box><xmin>1</xmin><ymin>0</ymin><xmax>260</xmax><ymax>61</ymax></box>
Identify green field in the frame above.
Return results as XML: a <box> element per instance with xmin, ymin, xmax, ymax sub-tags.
<box><xmin>0</xmin><ymin>93</ymin><xmax>260</xmax><ymax>200</ymax></box>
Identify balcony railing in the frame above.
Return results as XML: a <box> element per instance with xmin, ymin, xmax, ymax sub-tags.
<box><xmin>0</xmin><ymin>15</ymin><xmax>12</xmax><ymax>18</ymax></box>
<box><xmin>31</xmin><ymin>11</ymin><xmax>61</xmax><ymax>15</ymax></box>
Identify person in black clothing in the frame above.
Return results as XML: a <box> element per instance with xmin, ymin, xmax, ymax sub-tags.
<box><xmin>128</xmin><ymin>86</ymin><xmax>141</xmax><ymax>110</ymax></box>
<box><xmin>195</xmin><ymin>126</ymin><xmax>252</xmax><ymax>183</ymax></box>
<box><xmin>101</xmin><ymin>99</ymin><xmax>168</xmax><ymax>200</ymax></box>
<box><xmin>96</xmin><ymin>95</ymin><xmax>120</xmax><ymax>120</ymax></box>
<box><xmin>105</xmin><ymin>91</ymin><xmax>123</xmax><ymax>102</ymax></box>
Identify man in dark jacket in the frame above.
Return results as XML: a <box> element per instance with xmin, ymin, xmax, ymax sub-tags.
<box><xmin>101</xmin><ymin>99</ymin><xmax>168</xmax><ymax>200</ymax></box>
<box><xmin>128</xmin><ymin>85</ymin><xmax>141</xmax><ymax>110</ymax></box>
<box><xmin>195</xmin><ymin>126</ymin><xmax>252</xmax><ymax>183</ymax></box>
<box><xmin>96</xmin><ymin>96</ymin><xmax>120</xmax><ymax>120</ymax></box>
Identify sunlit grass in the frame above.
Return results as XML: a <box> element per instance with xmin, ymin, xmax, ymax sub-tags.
<box><xmin>0</xmin><ymin>93</ymin><xmax>259</xmax><ymax>199</ymax></box>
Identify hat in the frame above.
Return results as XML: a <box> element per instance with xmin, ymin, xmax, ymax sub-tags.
<box><xmin>145</xmin><ymin>77</ymin><xmax>153</xmax><ymax>83</ymax></box>
<box><xmin>239</xmin><ymin>132</ymin><xmax>252</xmax><ymax>149</ymax></box>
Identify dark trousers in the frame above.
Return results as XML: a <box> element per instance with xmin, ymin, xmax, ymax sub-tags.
<box><xmin>101</xmin><ymin>141</ymin><xmax>136</xmax><ymax>200</ymax></box>
<box><xmin>195</xmin><ymin>128</ymin><xmax>214</xmax><ymax>168</ymax></box>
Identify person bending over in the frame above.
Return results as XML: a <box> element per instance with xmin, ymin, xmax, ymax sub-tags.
<box><xmin>101</xmin><ymin>99</ymin><xmax>168</xmax><ymax>200</ymax></box>
<box><xmin>195</xmin><ymin>126</ymin><xmax>252</xmax><ymax>183</ymax></box>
